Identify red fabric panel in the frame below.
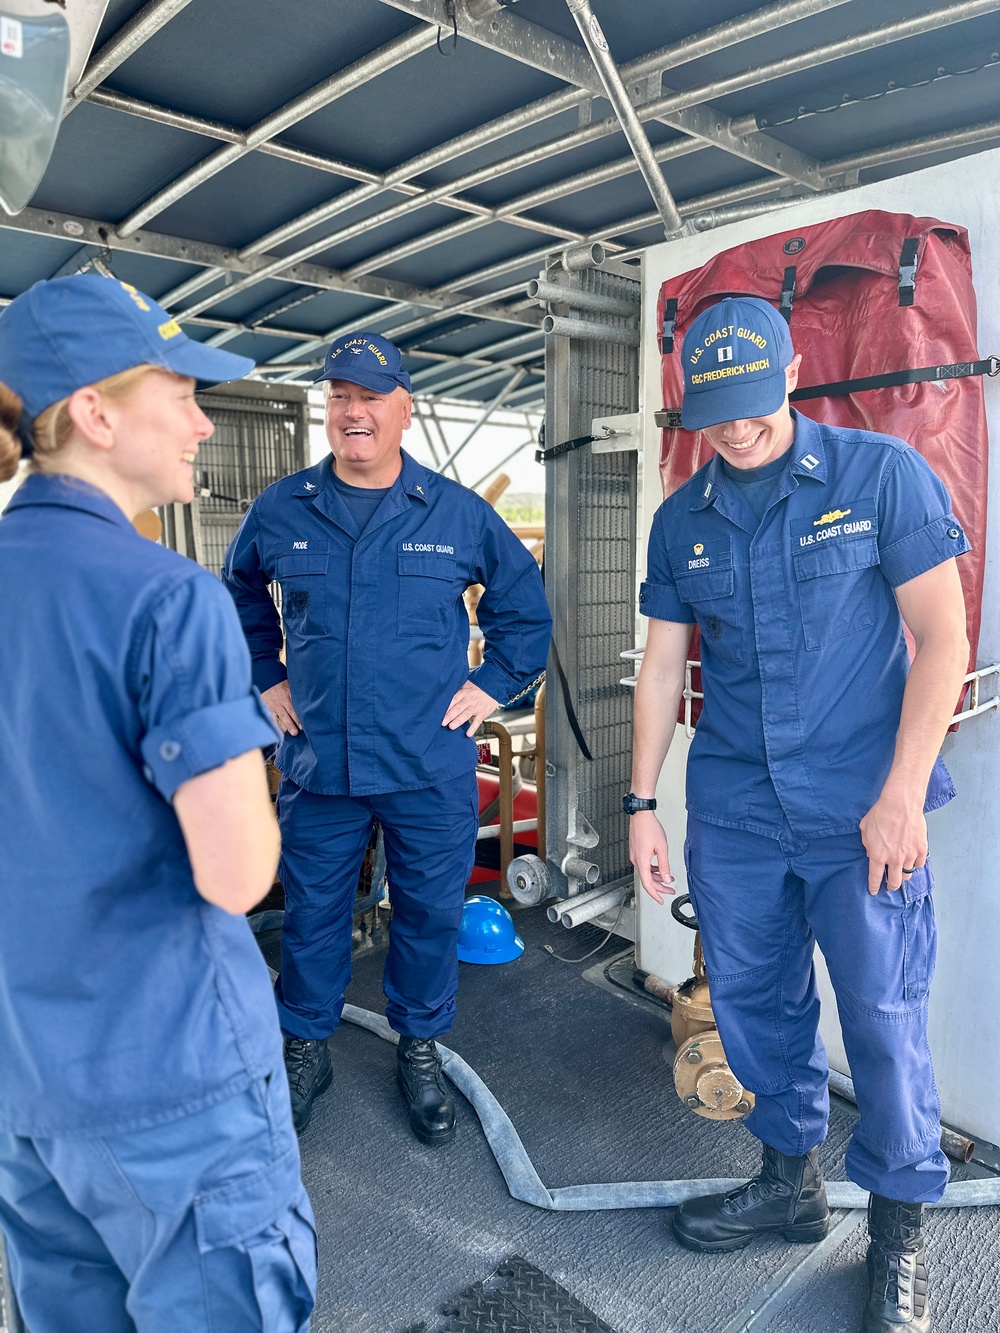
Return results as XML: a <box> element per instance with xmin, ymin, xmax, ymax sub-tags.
<box><xmin>655</xmin><ymin>210</ymin><xmax>988</xmax><ymax>683</ymax></box>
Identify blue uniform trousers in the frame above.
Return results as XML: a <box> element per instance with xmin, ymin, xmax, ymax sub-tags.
<box><xmin>275</xmin><ymin>770</ymin><xmax>479</xmax><ymax>1041</ymax></box>
<box><xmin>684</xmin><ymin>817</ymin><xmax>949</xmax><ymax>1203</ymax></box>
<box><xmin>0</xmin><ymin>1075</ymin><xmax>316</xmax><ymax>1333</ymax></box>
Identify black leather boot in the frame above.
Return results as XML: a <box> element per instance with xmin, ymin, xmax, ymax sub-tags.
<box><xmin>863</xmin><ymin>1195</ymin><xmax>932</xmax><ymax>1331</ymax></box>
<box><xmin>283</xmin><ymin>1036</ymin><xmax>332</xmax><ymax>1134</ymax></box>
<box><xmin>396</xmin><ymin>1036</ymin><xmax>456</xmax><ymax>1146</ymax></box>
<box><xmin>673</xmin><ymin>1144</ymin><xmax>830</xmax><ymax>1252</ymax></box>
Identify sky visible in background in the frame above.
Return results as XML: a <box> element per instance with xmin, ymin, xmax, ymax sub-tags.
<box><xmin>307</xmin><ymin>389</ymin><xmax>545</xmax><ymax>498</ymax></box>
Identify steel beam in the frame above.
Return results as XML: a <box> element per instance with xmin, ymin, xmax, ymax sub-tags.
<box><xmin>565</xmin><ymin>0</ymin><xmax>683</xmax><ymax>233</ymax></box>
<box><xmin>0</xmin><ymin>206</ymin><xmax>543</xmax><ymax>329</ymax></box>
<box><xmin>116</xmin><ymin>26</ymin><xmax>439</xmax><ymax>237</ymax></box>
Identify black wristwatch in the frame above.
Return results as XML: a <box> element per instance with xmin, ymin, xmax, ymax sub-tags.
<box><xmin>622</xmin><ymin>793</ymin><xmax>657</xmax><ymax>815</ymax></box>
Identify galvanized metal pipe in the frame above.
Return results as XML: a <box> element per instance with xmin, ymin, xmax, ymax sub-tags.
<box><xmin>432</xmin><ymin>370</ymin><xmax>529</xmax><ymax>476</ymax></box>
<box><xmin>476</xmin><ymin>819</ymin><xmax>537</xmax><ymax>841</ymax></box>
<box><xmin>116</xmin><ymin>26</ymin><xmax>438</xmax><ymax>237</ymax></box>
<box><xmin>564</xmin><ymin>0</ymin><xmax>682</xmax><ymax>233</ymax></box>
<box><xmin>67</xmin><ymin>0</ymin><xmax>196</xmax><ymax>110</ymax></box>
<box><xmin>559</xmin><ymin>886</ymin><xmax>630</xmax><ymax>929</ymax></box>
<box><xmin>546</xmin><ymin>880</ymin><xmax>616</xmax><ymax>922</ymax></box>
<box><xmin>527</xmin><ymin>277</ymin><xmax>638</xmax><ymax>317</ymax></box>
<box><xmin>542</xmin><ymin>315</ymin><xmax>640</xmax><ymax>347</ymax></box>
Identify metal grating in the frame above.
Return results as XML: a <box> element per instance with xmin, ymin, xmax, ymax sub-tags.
<box><xmin>410</xmin><ymin>1256</ymin><xmax>620</xmax><ymax>1333</ymax></box>
<box><xmin>544</xmin><ymin>261</ymin><xmax>639</xmax><ymax>895</ymax></box>
<box><xmin>182</xmin><ymin>382</ymin><xmax>310</xmax><ymax>574</ymax></box>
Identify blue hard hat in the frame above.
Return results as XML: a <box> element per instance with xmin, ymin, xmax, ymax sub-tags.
<box><xmin>457</xmin><ymin>896</ymin><xmax>524</xmax><ymax>965</ymax></box>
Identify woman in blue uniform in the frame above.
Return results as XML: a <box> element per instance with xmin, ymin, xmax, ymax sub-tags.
<box><xmin>0</xmin><ymin>275</ymin><xmax>316</xmax><ymax>1332</ymax></box>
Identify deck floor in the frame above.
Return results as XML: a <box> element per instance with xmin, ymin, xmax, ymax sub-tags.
<box><xmin>298</xmin><ymin>900</ymin><xmax>1000</xmax><ymax>1333</ymax></box>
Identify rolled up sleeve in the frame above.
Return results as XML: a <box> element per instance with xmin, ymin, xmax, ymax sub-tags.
<box><xmin>877</xmin><ymin>446</ymin><xmax>972</xmax><ymax>588</ymax></box>
<box><xmin>132</xmin><ymin>573</ymin><xmax>280</xmax><ymax>802</ymax></box>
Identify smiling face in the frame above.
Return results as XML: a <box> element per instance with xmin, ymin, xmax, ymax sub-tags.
<box><xmin>106</xmin><ymin>369</ymin><xmax>213</xmax><ymax>509</ymax></box>
<box><xmin>701</xmin><ymin>355</ymin><xmax>802</xmax><ymax>471</ymax></box>
<box><xmin>324</xmin><ymin>379</ymin><xmax>411</xmax><ymax>487</ymax></box>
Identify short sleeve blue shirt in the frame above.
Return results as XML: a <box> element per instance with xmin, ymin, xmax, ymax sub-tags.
<box><xmin>640</xmin><ymin>412</ymin><xmax>970</xmax><ymax>838</ymax></box>
<box><xmin>0</xmin><ymin>474</ymin><xmax>282</xmax><ymax>1135</ymax></box>
<box><xmin>221</xmin><ymin>449</ymin><xmax>552</xmax><ymax>796</ymax></box>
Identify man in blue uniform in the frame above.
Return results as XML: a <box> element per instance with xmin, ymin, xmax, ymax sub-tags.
<box><xmin>223</xmin><ymin>332</ymin><xmax>551</xmax><ymax>1140</ymax></box>
<box><xmin>628</xmin><ymin>297</ymin><xmax>969</xmax><ymax>1332</ymax></box>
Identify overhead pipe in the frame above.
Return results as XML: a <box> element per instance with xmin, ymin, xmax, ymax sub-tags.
<box><xmin>433</xmin><ymin>369</ymin><xmax>529</xmax><ymax>476</ymax></box>
<box><xmin>542</xmin><ymin>315</ymin><xmax>640</xmax><ymax>347</ymax></box>
<box><xmin>527</xmin><ymin>277</ymin><xmax>639</xmax><ymax>318</ymax></box>
<box><xmin>564</xmin><ymin>0</ymin><xmax>684</xmax><ymax>235</ymax></box>
<box><xmin>67</xmin><ymin>0</ymin><xmax>196</xmax><ymax>112</ymax></box>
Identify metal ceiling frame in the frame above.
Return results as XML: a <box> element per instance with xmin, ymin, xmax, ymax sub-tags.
<box><xmin>2</xmin><ymin>0</ymin><xmax>998</xmax><ymax>401</ymax></box>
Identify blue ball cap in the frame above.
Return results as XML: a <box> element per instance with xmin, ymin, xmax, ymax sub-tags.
<box><xmin>316</xmin><ymin>331</ymin><xmax>411</xmax><ymax>394</ymax></box>
<box><xmin>0</xmin><ymin>273</ymin><xmax>254</xmax><ymax>422</ymax></box>
<box><xmin>681</xmin><ymin>296</ymin><xmax>794</xmax><ymax>431</ymax></box>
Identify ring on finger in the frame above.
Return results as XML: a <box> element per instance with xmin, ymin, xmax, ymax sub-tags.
<box><xmin>902</xmin><ymin>866</ymin><xmax>916</xmax><ymax>874</ymax></box>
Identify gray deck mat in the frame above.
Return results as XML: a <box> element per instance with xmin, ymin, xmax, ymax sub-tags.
<box><xmin>297</xmin><ymin>903</ymin><xmax>1000</xmax><ymax>1333</ymax></box>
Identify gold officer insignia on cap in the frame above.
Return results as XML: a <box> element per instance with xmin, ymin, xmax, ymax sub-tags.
<box><xmin>814</xmin><ymin>508</ymin><xmax>851</xmax><ymax>526</ymax></box>
<box><xmin>693</xmin><ymin>543</ymin><xmax>704</xmax><ymax>555</ymax></box>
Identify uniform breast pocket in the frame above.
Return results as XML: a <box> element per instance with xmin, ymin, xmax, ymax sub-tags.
<box><xmin>275</xmin><ymin>551</ymin><xmax>329</xmax><ymax>636</ymax></box>
<box><xmin>793</xmin><ymin>537</ymin><xmax>880</xmax><ymax>651</ymax></box>
<box><xmin>673</xmin><ymin>563</ymin><xmax>743</xmax><ymax>664</ymax></box>
<box><xmin>397</xmin><ymin>552</ymin><xmax>459</xmax><ymax>637</ymax></box>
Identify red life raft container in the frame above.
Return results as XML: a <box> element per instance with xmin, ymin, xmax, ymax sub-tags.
<box><xmin>655</xmin><ymin>210</ymin><xmax>989</xmax><ymax>711</ymax></box>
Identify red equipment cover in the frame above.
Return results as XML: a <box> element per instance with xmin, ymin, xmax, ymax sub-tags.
<box><xmin>655</xmin><ymin>210</ymin><xmax>988</xmax><ymax>679</ymax></box>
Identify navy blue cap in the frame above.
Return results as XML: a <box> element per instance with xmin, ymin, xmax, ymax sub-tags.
<box><xmin>681</xmin><ymin>296</ymin><xmax>794</xmax><ymax>430</ymax></box>
<box><xmin>315</xmin><ymin>331</ymin><xmax>410</xmax><ymax>394</ymax></box>
<box><xmin>0</xmin><ymin>274</ymin><xmax>254</xmax><ymax>423</ymax></box>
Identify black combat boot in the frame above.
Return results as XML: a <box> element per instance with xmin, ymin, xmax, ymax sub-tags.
<box><xmin>673</xmin><ymin>1144</ymin><xmax>830</xmax><ymax>1252</ymax></box>
<box><xmin>283</xmin><ymin>1036</ymin><xmax>333</xmax><ymax>1134</ymax></box>
<box><xmin>396</xmin><ymin>1036</ymin><xmax>456</xmax><ymax>1146</ymax></box>
<box><xmin>863</xmin><ymin>1195</ymin><xmax>932</xmax><ymax>1332</ymax></box>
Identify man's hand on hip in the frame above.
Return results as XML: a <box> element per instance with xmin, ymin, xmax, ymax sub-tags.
<box><xmin>859</xmin><ymin>787</ymin><xmax>928</xmax><ymax>894</ymax></box>
<box><xmin>441</xmin><ymin>682</ymin><xmax>499</xmax><ymax>738</ymax></box>
<box><xmin>261</xmin><ymin>680</ymin><xmax>302</xmax><ymax>737</ymax></box>
<box><xmin>629</xmin><ymin>811</ymin><xmax>676</xmax><ymax>904</ymax></box>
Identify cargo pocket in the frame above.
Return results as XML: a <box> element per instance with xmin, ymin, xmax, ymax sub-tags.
<box><xmin>244</xmin><ymin>1194</ymin><xmax>316</xmax><ymax>1332</ymax></box>
<box><xmin>397</xmin><ymin>551</ymin><xmax>458</xmax><ymax>637</ymax></box>
<box><xmin>195</xmin><ymin>1146</ymin><xmax>316</xmax><ymax>1331</ymax></box>
<box><xmin>793</xmin><ymin>537</ymin><xmax>879</xmax><ymax>650</ymax></box>
<box><xmin>900</xmin><ymin>867</ymin><xmax>936</xmax><ymax>1004</ymax></box>
<box><xmin>275</xmin><ymin>552</ymin><xmax>329</xmax><ymax>637</ymax></box>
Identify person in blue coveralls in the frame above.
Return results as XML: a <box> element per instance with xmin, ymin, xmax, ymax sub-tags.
<box><xmin>0</xmin><ymin>275</ymin><xmax>316</xmax><ymax>1333</ymax></box>
<box><xmin>627</xmin><ymin>297</ymin><xmax>970</xmax><ymax>1333</ymax></box>
<box><xmin>222</xmin><ymin>332</ymin><xmax>551</xmax><ymax>1141</ymax></box>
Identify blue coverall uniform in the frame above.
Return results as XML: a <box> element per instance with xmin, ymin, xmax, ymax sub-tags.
<box><xmin>640</xmin><ymin>410</ymin><xmax>970</xmax><ymax>1203</ymax></box>
<box><xmin>222</xmin><ymin>449</ymin><xmax>551</xmax><ymax>1040</ymax></box>
<box><xmin>0</xmin><ymin>475</ymin><xmax>316</xmax><ymax>1332</ymax></box>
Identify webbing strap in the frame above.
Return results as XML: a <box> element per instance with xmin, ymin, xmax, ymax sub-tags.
<box><xmin>660</xmin><ymin>297</ymin><xmax>678</xmax><ymax>354</ymax></box>
<box><xmin>535</xmin><ymin>433</ymin><xmax>599</xmax><ymax>463</ymax></box>
<box><xmin>790</xmin><ymin>355</ymin><xmax>999</xmax><ymax>402</ymax></box>
<box><xmin>550</xmin><ymin>638</ymin><xmax>593</xmax><ymax>761</ymax></box>
<box><xmin>898</xmin><ymin>237</ymin><xmax>919</xmax><ymax>307</ymax></box>
<box><xmin>779</xmin><ymin>266</ymin><xmax>797</xmax><ymax>323</ymax></box>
